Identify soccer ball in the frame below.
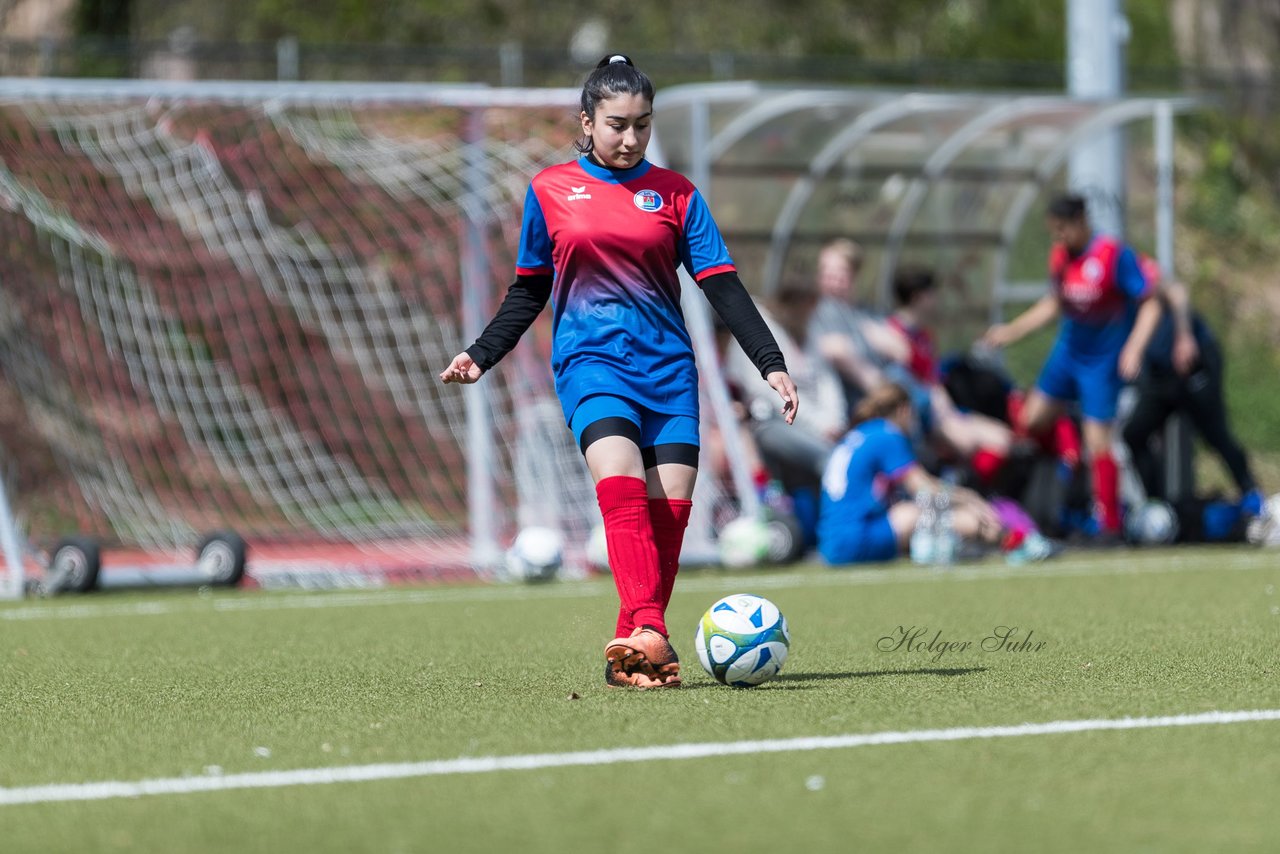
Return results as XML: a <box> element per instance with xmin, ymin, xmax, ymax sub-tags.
<box><xmin>1245</xmin><ymin>493</ymin><xmax>1280</xmax><ymax>547</ymax></box>
<box><xmin>718</xmin><ymin>516</ymin><xmax>772</xmax><ymax>568</ymax></box>
<box><xmin>585</xmin><ymin>523</ymin><xmax>610</xmax><ymax>573</ymax></box>
<box><xmin>504</xmin><ymin>526</ymin><xmax>564</xmax><ymax>582</ymax></box>
<box><xmin>695</xmin><ymin>593</ymin><xmax>790</xmax><ymax>687</ymax></box>
<box><xmin>1124</xmin><ymin>500</ymin><xmax>1179</xmax><ymax>545</ymax></box>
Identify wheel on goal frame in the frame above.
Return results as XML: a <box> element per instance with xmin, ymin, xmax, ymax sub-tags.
<box><xmin>45</xmin><ymin>537</ymin><xmax>103</xmax><ymax>595</ymax></box>
<box><xmin>194</xmin><ymin>531</ymin><xmax>248</xmax><ymax>587</ymax></box>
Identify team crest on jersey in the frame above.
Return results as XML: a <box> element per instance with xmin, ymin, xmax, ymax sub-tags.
<box><xmin>1081</xmin><ymin>257</ymin><xmax>1105</xmax><ymax>284</ymax></box>
<box><xmin>566</xmin><ymin>185</ymin><xmax>592</xmax><ymax>201</ymax></box>
<box><xmin>633</xmin><ymin>189</ymin><xmax>663</xmax><ymax>212</ymax></box>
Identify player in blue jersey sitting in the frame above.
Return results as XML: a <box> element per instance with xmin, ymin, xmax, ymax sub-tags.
<box><xmin>982</xmin><ymin>194</ymin><xmax>1163</xmax><ymax>541</ymax></box>
<box><xmin>440</xmin><ymin>55</ymin><xmax>798</xmax><ymax>689</ymax></box>
<box><xmin>819</xmin><ymin>383</ymin><xmax>1037</xmax><ymax>565</ymax></box>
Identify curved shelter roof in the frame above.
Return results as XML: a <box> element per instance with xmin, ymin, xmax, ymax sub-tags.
<box><xmin>650</xmin><ymin>83</ymin><xmax>1198</xmax><ymax>316</ymax></box>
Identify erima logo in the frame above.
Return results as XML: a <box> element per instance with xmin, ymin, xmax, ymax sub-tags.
<box><xmin>566</xmin><ymin>185</ymin><xmax>592</xmax><ymax>201</ymax></box>
<box><xmin>633</xmin><ymin>189</ymin><xmax>663</xmax><ymax>212</ymax></box>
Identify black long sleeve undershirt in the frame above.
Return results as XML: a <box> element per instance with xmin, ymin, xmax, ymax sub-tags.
<box><xmin>464</xmin><ymin>274</ymin><xmax>553</xmax><ymax>372</ymax></box>
<box><xmin>701</xmin><ymin>270</ymin><xmax>788</xmax><ymax>379</ymax></box>
<box><xmin>463</xmin><ymin>270</ymin><xmax>787</xmax><ymax>380</ymax></box>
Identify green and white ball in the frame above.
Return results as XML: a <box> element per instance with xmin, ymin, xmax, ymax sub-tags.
<box><xmin>695</xmin><ymin>593</ymin><xmax>790</xmax><ymax>687</ymax></box>
<box><xmin>718</xmin><ymin>516</ymin><xmax>772</xmax><ymax>568</ymax></box>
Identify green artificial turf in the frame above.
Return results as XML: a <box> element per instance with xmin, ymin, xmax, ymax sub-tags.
<box><xmin>2</xmin><ymin>547</ymin><xmax>1279</xmax><ymax>853</ymax></box>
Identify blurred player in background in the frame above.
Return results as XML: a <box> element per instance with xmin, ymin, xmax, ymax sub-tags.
<box><xmin>818</xmin><ymin>383</ymin><xmax>1040</xmax><ymax>565</ymax></box>
<box><xmin>1123</xmin><ymin>261</ymin><xmax>1263</xmax><ymax>515</ymax></box>
<box><xmin>983</xmin><ymin>193</ymin><xmax>1162</xmax><ymax>541</ymax></box>
<box><xmin>440</xmin><ymin>55</ymin><xmax>798</xmax><ymax>689</ymax></box>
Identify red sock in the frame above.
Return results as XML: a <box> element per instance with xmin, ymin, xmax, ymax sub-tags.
<box><xmin>972</xmin><ymin>447</ymin><xmax>1006</xmax><ymax>486</ymax></box>
<box><xmin>648</xmin><ymin>498</ymin><xmax>693</xmax><ymax>611</ymax></box>
<box><xmin>596</xmin><ymin>476</ymin><xmax>665</xmax><ymax>637</ymax></box>
<box><xmin>1054</xmin><ymin>416</ymin><xmax>1082</xmax><ymax>468</ymax></box>
<box><xmin>1092</xmin><ymin>453</ymin><xmax>1122</xmax><ymax>533</ymax></box>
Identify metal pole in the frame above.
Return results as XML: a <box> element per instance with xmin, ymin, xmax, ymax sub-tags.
<box><xmin>1154</xmin><ymin>101</ymin><xmax>1193</xmax><ymax>503</ymax></box>
<box><xmin>276</xmin><ymin>36</ymin><xmax>300</xmax><ymax>82</ymax></box>
<box><xmin>499</xmin><ymin>42</ymin><xmax>523</xmax><ymax>88</ymax></box>
<box><xmin>460</xmin><ymin>109</ymin><xmax>500</xmax><ymax>570</ymax></box>
<box><xmin>1067</xmin><ymin>0</ymin><xmax>1129</xmax><ymax>236</ymax></box>
<box><xmin>672</xmin><ymin>100</ymin><xmax>760</xmax><ymax>519</ymax></box>
<box><xmin>0</xmin><ymin>475</ymin><xmax>25</xmax><ymax>600</ymax></box>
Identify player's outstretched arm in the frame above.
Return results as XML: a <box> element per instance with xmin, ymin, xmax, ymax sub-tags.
<box><xmin>1160</xmin><ymin>279</ymin><xmax>1200</xmax><ymax>375</ymax></box>
<box><xmin>1119</xmin><ymin>294</ymin><xmax>1163</xmax><ymax>381</ymax></box>
<box><xmin>982</xmin><ymin>293</ymin><xmax>1059</xmax><ymax>349</ymax></box>
<box><xmin>438</xmin><ymin>273</ymin><xmax>553</xmax><ymax>384</ymax></box>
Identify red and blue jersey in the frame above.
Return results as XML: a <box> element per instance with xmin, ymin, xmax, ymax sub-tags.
<box><xmin>1049</xmin><ymin>234</ymin><xmax>1152</xmax><ymax>359</ymax></box>
<box><xmin>516</xmin><ymin>157</ymin><xmax>735</xmax><ymax>421</ymax></box>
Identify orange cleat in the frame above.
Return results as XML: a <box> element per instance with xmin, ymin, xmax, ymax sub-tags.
<box><xmin>603</xmin><ymin>663</ymin><xmax>669</xmax><ymax>689</ymax></box>
<box><xmin>604</xmin><ymin>626</ymin><xmax>681</xmax><ymax>688</ymax></box>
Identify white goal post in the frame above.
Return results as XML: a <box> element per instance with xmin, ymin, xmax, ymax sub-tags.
<box><xmin>0</xmin><ymin>77</ymin><xmax>757</xmax><ymax>593</ymax></box>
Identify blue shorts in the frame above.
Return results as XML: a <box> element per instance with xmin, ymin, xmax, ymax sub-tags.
<box><xmin>569</xmin><ymin>394</ymin><xmax>700</xmax><ymax>455</ymax></box>
<box><xmin>1035</xmin><ymin>345</ymin><xmax>1122</xmax><ymax>422</ymax></box>
<box><xmin>818</xmin><ymin>513</ymin><xmax>898</xmax><ymax>566</ymax></box>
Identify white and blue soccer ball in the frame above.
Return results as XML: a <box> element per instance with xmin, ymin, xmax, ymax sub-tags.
<box><xmin>695</xmin><ymin>593</ymin><xmax>790</xmax><ymax>687</ymax></box>
<box><xmin>504</xmin><ymin>526</ymin><xmax>564</xmax><ymax>582</ymax></box>
<box><xmin>1125</xmin><ymin>499</ymin><xmax>1179</xmax><ymax>545</ymax></box>
<box><xmin>1245</xmin><ymin>493</ymin><xmax>1280</xmax><ymax>547</ymax></box>
<box><xmin>718</xmin><ymin>516</ymin><xmax>772</xmax><ymax>568</ymax></box>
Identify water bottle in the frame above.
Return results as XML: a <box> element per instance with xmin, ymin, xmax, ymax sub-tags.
<box><xmin>933</xmin><ymin>484</ymin><xmax>957</xmax><ymax>566</ymax></box>
<box><xmin>909</xmin><ymin>491</ymin><xmax>935</xmax><ymax>565</ymax></box>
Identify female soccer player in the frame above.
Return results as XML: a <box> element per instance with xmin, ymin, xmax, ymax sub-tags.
<box><xmin>982</xmin><ymin>194</ymin><xmax>1162</xmax><ymax>540</ymax></box>
<box><xmin>818</xmin><ymin>384</ymin><xmax>1027</xmax><ymax>565</ymax></box>
<box><xmin>440</xmin><ymin>55</ymin><xmax>799</xmax><ymax>689</ymax></box>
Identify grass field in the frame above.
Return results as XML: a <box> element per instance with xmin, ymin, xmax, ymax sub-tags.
<box><xmin>3</xmin><ymin>547</ymin><xmax>1279</xmax><ymax>853</ymax></box>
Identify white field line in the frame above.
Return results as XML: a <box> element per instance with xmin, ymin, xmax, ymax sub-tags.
<box><xmin>2</xmin><ymin>708</ymin><xmax>1278</xmax><ymax>806</ymax></box>
<box><xmin>1</xmin><ymin>549</ymin><xmax>1275</xmax><ymax>623</ymax></box>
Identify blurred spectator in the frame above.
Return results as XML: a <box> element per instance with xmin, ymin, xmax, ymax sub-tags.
<box><xmin>885</xmin><ymin>267</ymin><xmax>1015</xmax><ymax>476</ymax></box>
<box><xmin>809</xmin><ymin>239</ymin><xmax>909</xmax><ymax>408</ymax></box>
<box><xmin>723</xmin><ymin>282</ymin><xmax>846</xmax><ymax>541</ymax></box>
<box><xmin>1122</xmin><ymin>271</ymin><xmax>1263</xmax><ymax>516</ymax></box>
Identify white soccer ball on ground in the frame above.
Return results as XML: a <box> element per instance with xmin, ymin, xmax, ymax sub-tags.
<box><xmin>695</xmin><ymin>593</ymin><xmax>790</xmax><ymax>687</ymax></box>
<box><xmin>718</xmin><ymin>516</ymin><xmax>772</xmax><ymax>568</ymax></box>
<box><xmin>585</xmin><ymin>523</ymin><xmax>610</xmax><ymax>573</ymax></box>
<box><xmin>504</xmin><ymin>526</ymin><xmax>564</xmax><ymax>582</ymax></box>
<box><xmin>1245</xmin><ymin>493</ymin><xmax>1280</xmax><ymax>547</ymax></box>
<box><xmin>1124</xmin><ymin>499</ymin><xmax>1179</xmax><ymax>545</ymax></box>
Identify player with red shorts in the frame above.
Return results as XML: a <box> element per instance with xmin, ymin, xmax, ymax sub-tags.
<box><xmin>440</xmin><ymin>55</ymin><xmax>798</xmax><ymax>688</ymax></box>
<box><xmin>983</xmin><ymin>193</ymin><xmax>1162</xmax><ymax>539</ymax></box>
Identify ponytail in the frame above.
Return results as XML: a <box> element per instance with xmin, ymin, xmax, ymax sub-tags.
<box><xmin>852</xmin><ymin>383</ymin><xmax>911</xmax><ymax>426</ymax></box>
<box><xmin>575</xmin><ymin>54</ymin><xmax>655</xmax><ymax>155</ymax></box>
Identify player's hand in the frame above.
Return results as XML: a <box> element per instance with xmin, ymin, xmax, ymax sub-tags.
<box><xmin>1172</xmin><ymin>331</ymin><xmax>1200</xmax><ymax>376</ymax></box>
<box><xmin>1118</xmin><ymin>342</ymin><xmax>1144</xmax><ymax>382</ymax></box>
<box><xmin>981</xmin><ymin>323</ymin><xmax>1015</xmax><ymax>349</ymax></box>
<box><xmin>766</xmin><ymin>371</ymin><xmax>799</xmax><ymax>425</ymax></box>
<box><xmin>439</xmin><ymin>352</ymin><xmax>483</xmax><ymax>384</ymax></box>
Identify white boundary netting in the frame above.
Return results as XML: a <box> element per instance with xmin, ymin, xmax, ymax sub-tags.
<box><xmin>0</xmin><ymin>83</ymin><xmax>743</xmax><ymax>586</ymax></box>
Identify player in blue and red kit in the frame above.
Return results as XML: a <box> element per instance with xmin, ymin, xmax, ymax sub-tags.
<box><xmin>818</xmin><ymin>384</ymin><xmax>1028</xmax><ymax>565</ymax></box>
<box><xmin>440</xmin><ymin>55</ymin><xmax>798</xmax><ymax>689</ymax></box>
<box><xmin>983</xmin><ymin>194</ymin><xmax>1162</xmax><ymax>538</ymax></box>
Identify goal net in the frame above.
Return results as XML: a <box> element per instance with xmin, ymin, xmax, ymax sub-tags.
<box><xmin>0</xmin><ymin>80</ymin><xmax>744</xmax><ymax>594</ymax></box>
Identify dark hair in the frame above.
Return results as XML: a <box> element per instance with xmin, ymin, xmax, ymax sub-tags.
<box><xmin>575</xmin><ymin>54</ymin><xmax>655</xmax><ymax>155</ymax></box>
<box><xmin>853</xmin><ymin>383</ymin><xmax>912</xmax><ymax>426</ymax></box>
<box><xmin>1047</xmin><ymin>192</ymin><xmax>1087</xmax><ymax>221</ymax></box>
<box><xmin>892</xmin><ymin>266</ymin><xmax>936</xmax><ymax>308</ymax></box>
<box><xmin>776</xmin><ymin>279</ymin><xmax>819</xmax><ymax>306</ymax></box>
